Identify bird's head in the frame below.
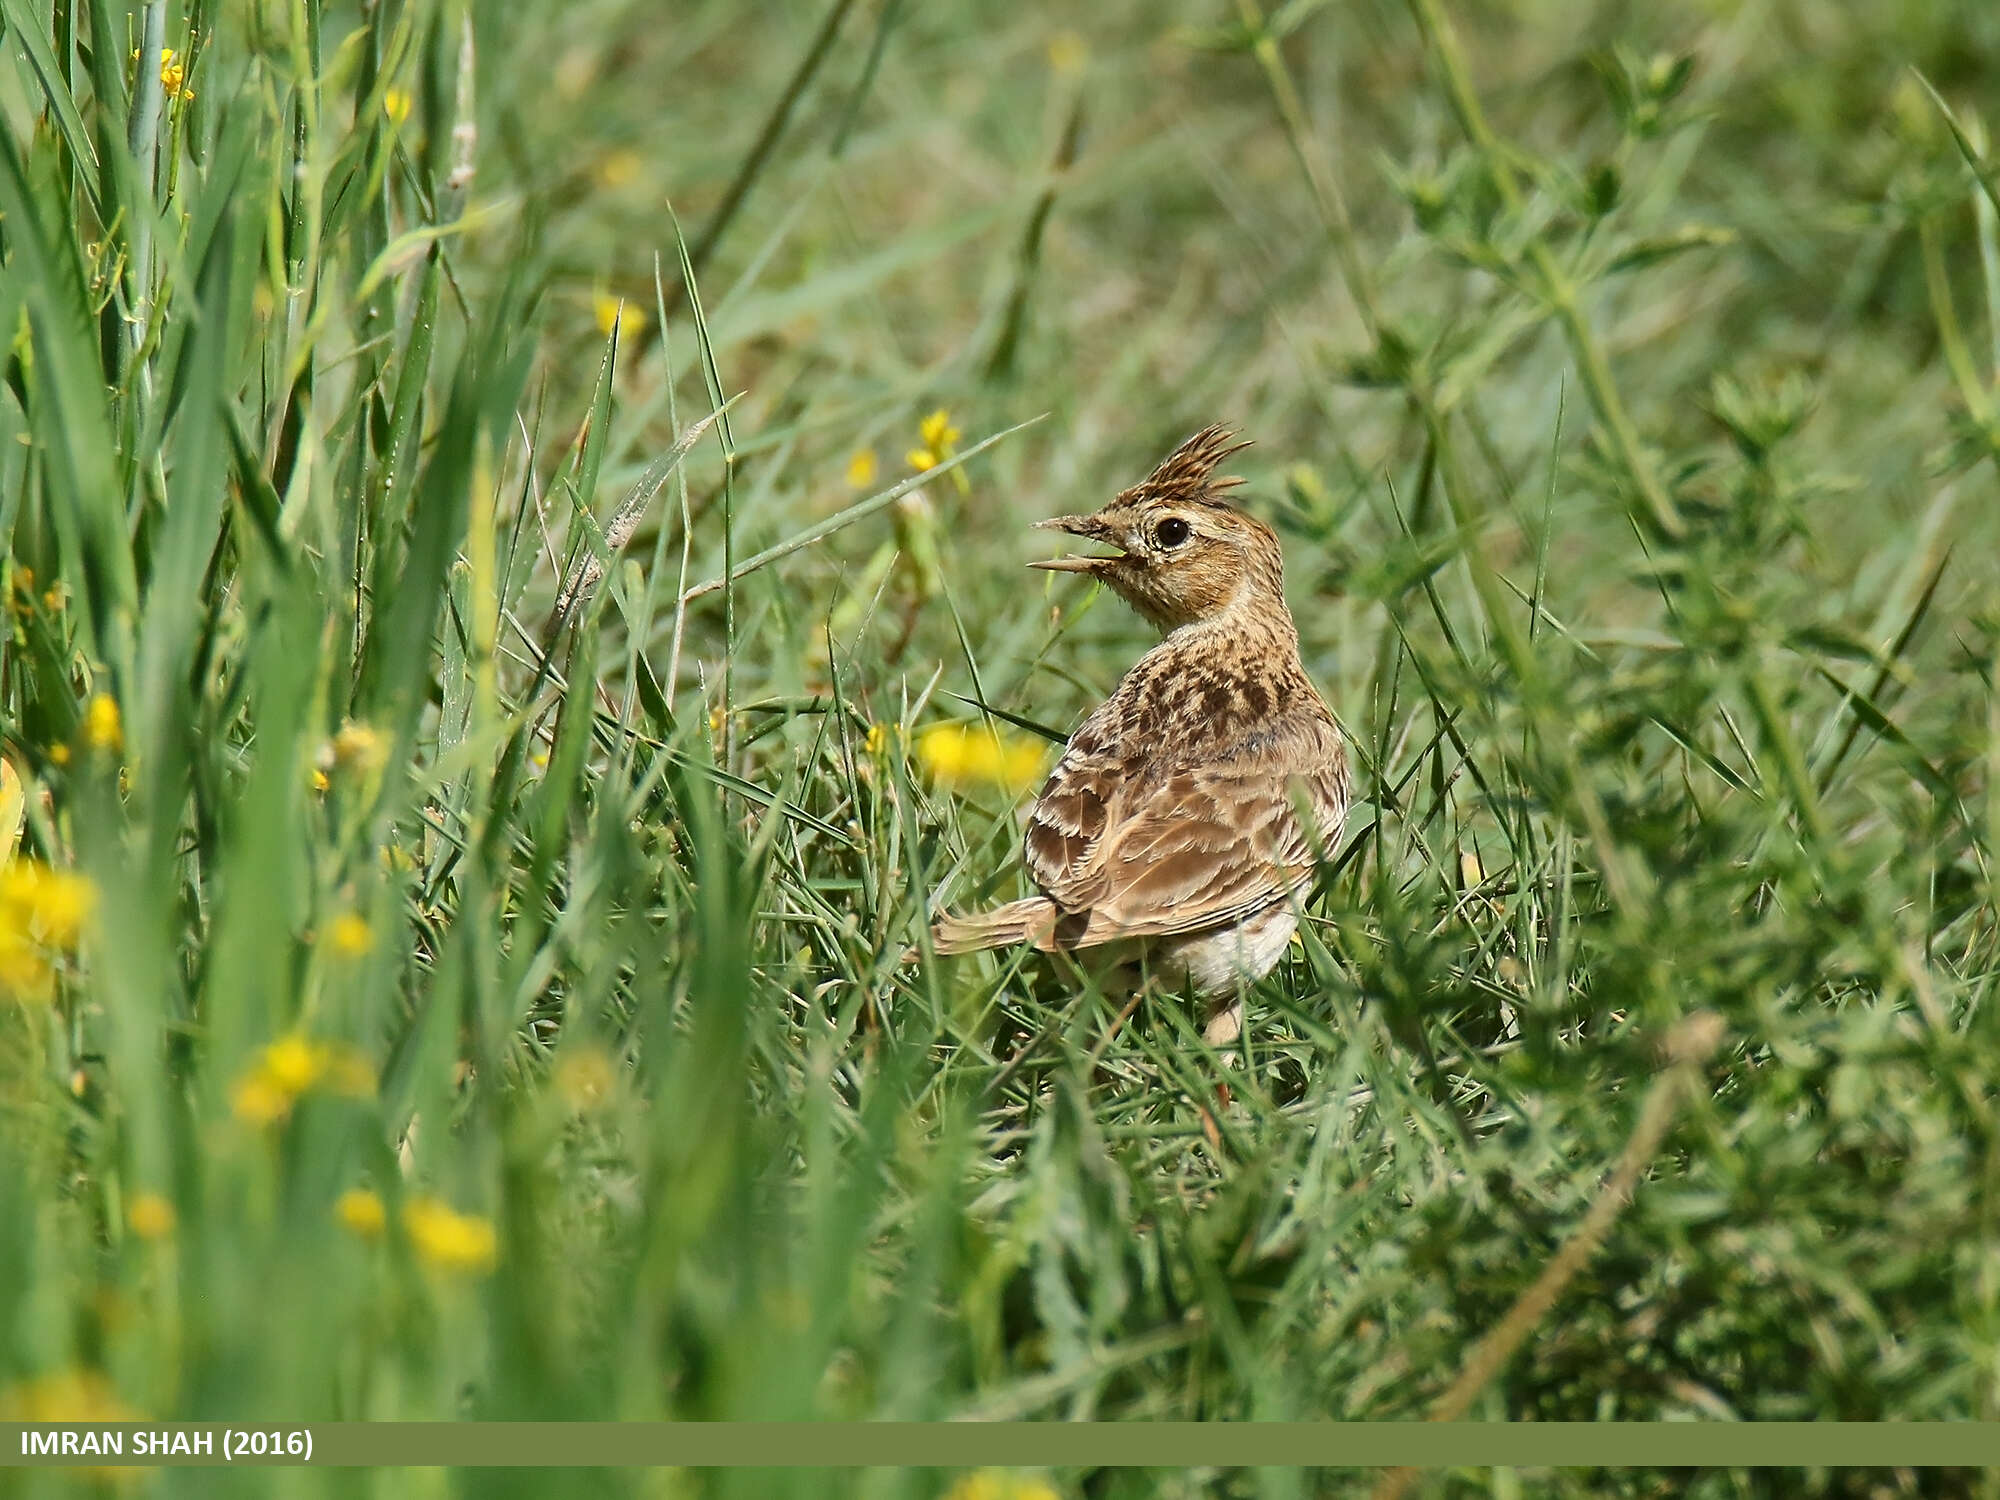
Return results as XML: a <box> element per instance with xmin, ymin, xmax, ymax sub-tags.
<box><xmin>1031</xmin><ymin>426</ymin><xmax>1284</xmax><ymax>633</ymax></box>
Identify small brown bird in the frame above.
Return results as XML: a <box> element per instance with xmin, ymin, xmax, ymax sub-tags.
<box><xmin>930</xmin><ymin>426</ymin><xmax>1350</xmax><ymax>1045</ymax></box>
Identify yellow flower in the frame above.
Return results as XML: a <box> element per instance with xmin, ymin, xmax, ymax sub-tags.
<box><xmin>157</xmin><ymin>48</ymin><xmax>193</xmax><ymax>102</ymax></box>
<box><xmin>906</xmin><ymin>408</ymin><xmax>962</xmax><ymax>473</ymax></box>
<box><xmin>0</xmin><ymin>861</ymin><xmax>97</xmax><ymax>948</ymax></box>
<box><xmin>41</xmin><ymin>587</ymin><xmax>63</xmax><ymax>613</ymax></box>
<box><xmin>383</xmin><ymin>88</ymin><xmax>412</xmax><ymax>126</ymax></box>
<box><xmin>552</xmin><ymin>1045</ymin><xmax>617</xmax><ymax>1112</ymax></box>
<box><xmin>865</xmin><ymin>723</ymin><xmax>893</xmax><ymax>756</ymax></box>
<box><xmin>943</xmin><ymin>1474</ymin><xmax>1062</xmax><ymax>1500</ymax></box>
<box><xmin>846</xmin><ymin>449</ymin><xmax>879</xmax><ymax>488</ymax></box>
<box><xmin>83</xmin><ymin>694</ymin><xmax>121</xmax><ymax>752</ymax></box>
<box><xmin>404</xmin><ymin>1197</ymin><xmax>498</xmax><ymax>1275</ymax></box>
<box><xmin>128</xmin><ymin>1192</ymin><xmax>176</xmax><ymax>1241</ymax></box>
<box><xmin>47</xmin><ymin>744</ymin><xmax>70</xmax><ymax>767</ymax></box>
<box><xmin>0</xmin><ymin>860</ymin><xmax>93</xmax><ymax>1004</ymax></box>
<box><xmin>336</xmin><ymin>1188</ymin><xmax>387</xmax><ymax>1239</ymax></box>
<box><xmin>327</xmin><ymin>911</ymin><xmax>376</xmax><ymax>959</ymax></box>
<box><xmin>1047</xmin><ymin>31</ymin><xmax>1089</xmax><ymax>75</ymax></box>
<box><xmin>593</xmin><ymin>290</ymin><xmax>647</xmax><ymax>339</ymax></box>
<box><xmin>917</xmin><ymin>724</ymin><xmax>1046</xmax><ymax>795</ymax></box>
<box><xmin>596</xmin><ymin>148</ymin><xmax>642</xmax><ymax>187</ymax></box>
<box><xmin>310</xmin><ymin>767</ymin><xmax>330</xmax><ymax>793</ymax></box>
<box><xmin>263</xmin><ymin>1035</ymin><xmax>324</xmax><ymax>1094</ymax></box>
<box><xmin>920</xmin><ymin>409</ymin><xmax>961</xmax><ymax>452</ymax></box>
<box><xmin>0</xmin><ymin>927</ymin><xmax>51</xmax><ymax>1001</ymax></box>
<box><xmin>331</xmin><ymin>721</ymin><xmax>389</xmax><ymax>778</ymax></box>
<box><xmin>231</xmin><ymin>1036</ymin><xmax>376</xmax><ymax>1126</ymax></box>
<box><xmin>0</xmin><ymin>1369</ymin><xmax>139</xmax><ymax>1424</ymax></box>
<box><xmin>229</xmin><ymin>1070</ymin><xmax>293</xmax><ymax>1127</ymax></box>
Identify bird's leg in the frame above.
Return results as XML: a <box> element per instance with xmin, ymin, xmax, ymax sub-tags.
<box><xmin>1201</xmin><ymin>989</ymin><xmax>1247</xmax><ymax>1111</ymax></box>
<box><xmin>1202</xmin><ymin>995</ymin><xmax>1245</xmax><ymax>1049</ymax></box>
<box><xmin>1096</xmin><ymin>986</ymin><xmax>1146</xmax><ymax>1053</ymax></box>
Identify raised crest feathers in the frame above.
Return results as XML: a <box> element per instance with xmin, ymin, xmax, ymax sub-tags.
<box><xmin>1118</xmin><ymin>424</ymin><xmax>1252</xmax><ymax>510</ymax></box>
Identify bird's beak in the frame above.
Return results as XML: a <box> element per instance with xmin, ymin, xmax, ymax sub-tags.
<box><xmin>1029</xmin><ymin>514</ymin><xmax>1124</xmax><ymax>572</ymax></box>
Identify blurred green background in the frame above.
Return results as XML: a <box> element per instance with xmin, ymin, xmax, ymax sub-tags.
<box><xmin>2</xmin><ymin>0</ymin><xmax>1999</xmax><ymax>1496</ymax></box>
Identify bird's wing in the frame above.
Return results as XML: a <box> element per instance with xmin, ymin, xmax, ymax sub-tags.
<box><xmin>1025</xmin><ymin>714</ymin><xmax>1348</xmax><ymax>944</ymax></box>
<box><xmin>1020</xmin><ymin>699</ymin><xmax>1124</xmax><ymax>899</ymax></box>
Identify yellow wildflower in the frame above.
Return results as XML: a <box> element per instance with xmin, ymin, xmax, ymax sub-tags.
<box><xmin>917</xmin><ymin>724</ymin><xmax>1045</xmax><ymax>795</ymax></box>
<box><xmin>921</xmin><ymin>409</ymin><xmax>960</xmax><ymax>453</ymax></box>
<box><xmin>83</xmin><ymin>694</ymin><xmax>121</xmax><ymax>752</ymax></box>
<box><xmin>229</xmin><ymin>1070</ymin><xmax>293</xmax><ymax>1127</ymax></box>
<box><xmin>865</xmin><ymin>723</ymin><xmax>893</xmax><ymax>756</ymax></box>
<box><xmin>0</xmin><ymin>861</ymin><xmax>97</xmax><ymax>947</ymax></box>
<box><xmin>336</xmin><ymin>1188</ymin><xmax>387</xmax><ymax>1239</ymax></box>
<box><xmin>47</xmin><ymin>744</ymin><xmax>70</xmax><ymax>767</ymax></box>
<box><xmin>906</xmin><ymin>408</ymin><xmax>961</xmax><ymax>473</ymax></box>
<box><xmin>128</xmin><ymin>1192</ymin><xmax>176</xmax><ymax>1241</ymax></box>
<box><xmin>383</xmin><ymin>88</ymin><xmax>413</xmax><ymax>126</ymax></box>
<box><xmin>327</xmin><ymin>911</ymin><xmax>376</xmax><ymax>959</ymax></box>
<box><xmin>162</xmin><ymin>48</ymin><xmax>193</xmax><ymax>101</ymax></box>
<box><xmin>331</xmin><ymin>721</ymin><xmax>389</xmax><ymax>778</ymax></box>
<box><xmin>310</xmin><ymin>767</ymin><xmax>330</xmax><ymax>793</ymax></box>
<box><xmin>263</xmin><ymin>1035</ymin><xmax>323</xmax><ymax>1094</ymax></box>
<box><xmin>404</xmin><ymin>1197</ymin><xmax>498</xmax><ymax>1275</ymax></box>
<box><xmin>1047</xmin><ymin>31</ymin><xmax>1088</xmax><ymax>75</ymax></box>
<box><xmin>231</xmin><ymin>1035</ymin><xmax>376</xmax><ymax>1126</ymax></box>
<box><xmin>846</xmin><ymin>448</ymin><xmax>879</xmax><ymax>488</ymax></box>
<box><xmin>0</xmin><ymin>1369</ymin><xmax>139</xmax><ymax>1424</ymax></box>
<box><xmin>41</xmin><ymin>587</ymin><xmax>63</xmax><ymax>613</ymax></box>
<box><xmin>0</xmin><ymin>928</ymin><xmax>51</xmax><ymax>1003</ymax></box>
<box><xmin>596</xmin><ymin>148</ymin><xmax>642</xmax><ymax>187</ymax></box>
<box><xmin>593</xmin><ymin>290</ymin><xmax>646</xmax><ymax>339</ymax></box>
<box><xmin>0</xmin><ymin>860</ymin><xmax>93</xmax><ymax>1004</ymax></box>
<box><xmin>12</xmin><ymin>565</ymin><xmax>32</xmax><ymax>594</ymax></box>
<box><xmin>943</xmin><ymin>1474</ymin><xmax>1062</xmax><ymax>1500</ymax></box>
<box><xmin>553</xmin><ymin>1045</ymin><xmax>617</xmax><ymax>1112</ymax></box>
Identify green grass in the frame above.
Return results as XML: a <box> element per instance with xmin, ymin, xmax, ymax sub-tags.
<box><xmin>3</xmin><ymin>0</ymin><xmax>2000</xmax><ymax>1496</ymax></box>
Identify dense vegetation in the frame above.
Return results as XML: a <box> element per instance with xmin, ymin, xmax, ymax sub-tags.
<box><xmin>3</xmin><ymin>1</ymin><xmax>1998</xmax><ymax>1496</ymax></box>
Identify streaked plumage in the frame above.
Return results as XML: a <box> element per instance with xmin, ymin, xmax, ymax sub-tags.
<box><xmin>931</xmin><ymin>425</ymin><xmax>1350</xmax><ymax>1044</ymax></box>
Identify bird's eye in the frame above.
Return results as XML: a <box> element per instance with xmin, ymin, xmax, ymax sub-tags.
<box><xmin>1155</xmin><ymin>517</ymin><xmax>1192</xmax><ymax>548</ymax></box>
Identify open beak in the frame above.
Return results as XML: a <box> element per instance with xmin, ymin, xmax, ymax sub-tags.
<box><xmin>1028</xmin><ymin>514</ymin><xmax>1124</xmax><ymax>573</ymax></box>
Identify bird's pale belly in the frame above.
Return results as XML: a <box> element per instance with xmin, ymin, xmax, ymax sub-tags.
<box><xmin>1148</xmin><ymin>903</ymin><xmax>1298</xmax><ymax>999</ymax></box>
<box><xmin>1086</xmin><ymin>902</ymin><xmax>1299</xmax><ymax>1046</ymax></box>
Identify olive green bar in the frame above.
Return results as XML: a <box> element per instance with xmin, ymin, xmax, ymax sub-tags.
<box><xmin>5</xmin><ymin>1422</ymin><xmax>2000</xmax><ymax>1469</ymax></box>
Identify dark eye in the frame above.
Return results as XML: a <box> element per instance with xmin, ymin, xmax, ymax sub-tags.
<box><xmin>1155</xmin><ymin>517</ymin><xmax>1191</xmax><ymax>548</ymax></box>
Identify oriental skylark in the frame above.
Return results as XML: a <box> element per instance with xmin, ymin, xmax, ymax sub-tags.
<box><xmin>931</xmin><ymin>426</ymin><xmax>1350</xmax><ymax>1045</ymax></box>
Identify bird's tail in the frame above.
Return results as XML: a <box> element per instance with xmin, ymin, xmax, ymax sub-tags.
<box><xmin>930</xmin><ymin>897</ymin><xmax>1059</xmax><ymax>954</ymax></box>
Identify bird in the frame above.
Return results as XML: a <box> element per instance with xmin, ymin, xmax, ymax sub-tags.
<box><xmin>928</xmin><ymin>425</ymin><xmax>1350</xmax><ymax>1048</ymax></box>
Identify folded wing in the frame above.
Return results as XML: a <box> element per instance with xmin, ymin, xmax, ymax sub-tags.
<box><xmin>1019</xmin><ymin>714</ymin><xmax>1347</xmax><ymax>948</ymax></box>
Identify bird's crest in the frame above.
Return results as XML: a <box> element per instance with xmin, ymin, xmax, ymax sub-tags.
<box><xmin>1121</xmin><ymin>425</ymin><xmax>1252</xmax><ymax>511</ymax></box>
